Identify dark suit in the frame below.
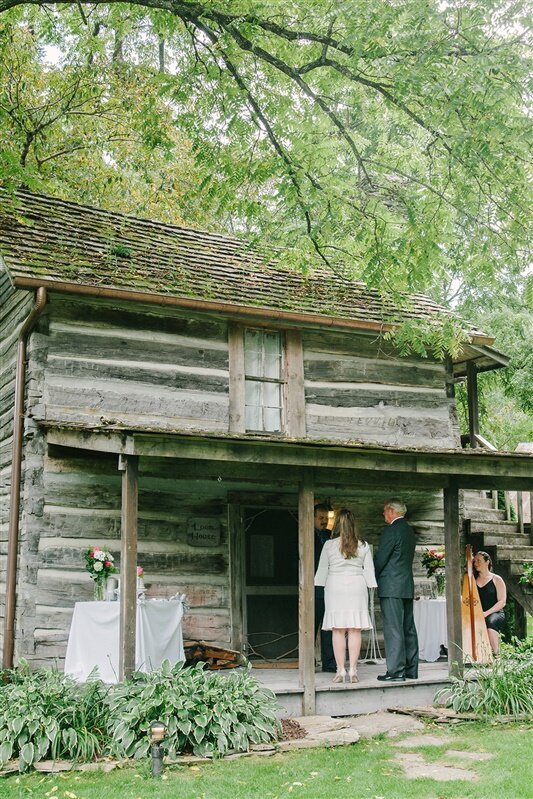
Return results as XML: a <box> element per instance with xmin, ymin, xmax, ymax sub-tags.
<box><xmin>314</xmin><ymin>528</ymin><xmax>335</xmax><ymax>671</ymax></box>
<box><xmin>374</xmin><ymin>517</ymin><xmax>419</xmax><ymax>678</ymax></box>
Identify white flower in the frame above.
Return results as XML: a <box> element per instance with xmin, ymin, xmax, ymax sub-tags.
<box><xmin>93</xmin><ymin>561</ymin><xmax>103</xmax><ymax>572</ymax></box>
<box><xmin>95</xmin><ymin>551</ymin><xmax>106</xmax><ymax>561</ymax></box>
<box><xmin>107</xmin><ymin>553</ymin><xmax>114</xmax><ymax>562</ymax></box>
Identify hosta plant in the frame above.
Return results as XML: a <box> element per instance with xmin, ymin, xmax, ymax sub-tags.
<box><xmin>106</xmin><ymin>660</ymin><xmax>281</xmax><ymax>758</ymax></box>
<box><xmin>0</xmin><ymin>662</ymin><xmax>110</xmax><ymax>771</ymax></box>
<box><xmin>435</xmin><ymin>640</ymin><xmax>533</xmax><ymax>717</ymax></box>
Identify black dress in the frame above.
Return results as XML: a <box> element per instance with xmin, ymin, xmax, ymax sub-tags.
<box><xmin>477</xmin><ymin>577</ymin><xmax>505</xmax><ymax>632</ymax></box>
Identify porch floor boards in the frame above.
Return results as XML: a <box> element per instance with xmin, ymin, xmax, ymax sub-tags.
<box><xmin>247</xmin><ymin>660</ymin><xmax>450</xmax><ymax>717</ymax></box>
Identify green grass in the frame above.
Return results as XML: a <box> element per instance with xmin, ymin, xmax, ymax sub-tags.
<box><xmin>1</xmin><ymin>722</ymin><xmax>531</xmax><ymax>799</ymax></box>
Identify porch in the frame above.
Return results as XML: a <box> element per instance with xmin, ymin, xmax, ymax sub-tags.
<box><xmin>5</xmin><ymin>424</ymin><xmax>531</xmax><ymax>715</ymax></box>
<box><xmin>248</xmin><ymin>660</ymin><xmax>449</xmax><ymax>718</ymax></box>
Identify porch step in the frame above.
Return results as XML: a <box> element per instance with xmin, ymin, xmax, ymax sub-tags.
<box><xmin>508</xmin><ymin>561</ymin><xmax>533</xmax><ymax>576</ymax></box>
<box><xmin>463</xmin><ymin>491</ymin><xmax>497</xmax><ymax>510</ymax></box>
<box><xmin>496</xmin><ymin>546</ymin><xmax>533</xmax><ymax>562</ymax></box>
<box><xmin>485</xmin><ymin>535</ymin><xmax>532</xmax><ymax>547</ymax></box>
<box><xmin>252</xmin><ymin>663</ymin><xmax>450</xmax><ymax>718</ymax></box>
<box><xmin>466</xmin><ymin>508</ymin><xmax>507</xmax><ymax>522</ymax></box>
<box><xmin>469</xmin><ymin>520</ymin><xmax>520</xmax><ymax>535</ymax></box>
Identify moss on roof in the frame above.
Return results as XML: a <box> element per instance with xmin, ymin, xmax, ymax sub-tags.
<box><xmin>0</xmin><ymin>190</ymin><xmax>487</xmax><ymax>337</ymax></box>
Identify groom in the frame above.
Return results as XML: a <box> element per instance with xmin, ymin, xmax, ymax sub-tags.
<box><xmin>374</xmin><ymin>498</ymin><xmax>419</xmax><ymax>681</ymax></box>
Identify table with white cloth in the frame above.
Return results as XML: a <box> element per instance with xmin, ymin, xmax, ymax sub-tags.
<box><xmin>64</xmin><ymin>598</ymin><xmax>185</xmax><ymax>682</ymax></box>
<box><xmin>413</xmin><ymin>598</ymin><xmax>448</xmax><ymax>662</ymax></box>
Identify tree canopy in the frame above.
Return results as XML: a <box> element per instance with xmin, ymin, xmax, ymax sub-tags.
<box><xmin>1</xmin><ymin>0</ymin><xmax>530</xmax><ymax>303</ymax></box>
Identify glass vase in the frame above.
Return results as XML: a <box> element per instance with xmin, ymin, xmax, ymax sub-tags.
<box><xmin>435</xmin><ymin>573</ymin><xmax>446</xmax><ymax>597</ymax></box>
<box><xmin>93</xmin><ymin>576</ymin><xmax>105</xmax><ymax>601</ymax></box>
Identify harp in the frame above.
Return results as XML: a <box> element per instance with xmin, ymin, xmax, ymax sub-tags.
<box><xmin>461</xmin><ymin>545</ymin><xmax>492</xmax><ymax>663</ymax></box>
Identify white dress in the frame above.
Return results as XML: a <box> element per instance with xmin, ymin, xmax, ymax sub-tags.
<box><xmin>314</xmin><ymin>538</ymin><xmax>377</xmax><ymax>630</ymax></box>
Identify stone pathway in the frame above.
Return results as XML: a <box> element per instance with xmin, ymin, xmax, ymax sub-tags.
<box><xmin>281</xmin><ymin>712</ymin><xmax>495</xmax><ymax>784</ymax></box>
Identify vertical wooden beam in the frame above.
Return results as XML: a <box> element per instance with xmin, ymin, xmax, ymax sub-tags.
<box><xmin>228</xmin><ymin>503</ymin><xmax>245</xmax><ymax>653</ymax></box>
<box><xmin>228</xmin><ymin>324</ymin><xmax>246</xmax><ymax>433</ymax></box>
<box><xmin>466</xmin><ymin>361</ymin><xmax>479</xmax><ymax>448</ymax></box>
<box><xmin>516</xmin><ymin>491</ymin><xmax>524</xmax><ymax>536</ymax></box>
<box><xmin>284</xmin><ymin>330</ymin><xmax>306</xmax><ymax>438</ymax></box>
<box><xmin>529</xmin><ymin>492</ymin><xmax>533</xmax><ymax>546</ymax></box>
<box><xmin>444</xmin><ymin>483</ymin><xmax>463</xmax><ymax>677</ymax></box>
<box><xmin>298</xmin><ymin>472</ymin><xmax>315</xmax><ymax>716</ymax></box>
<box><xmin>119</xmin><ymin>454</ymin><xmax>139</xmax><ymax>680</ymax></box>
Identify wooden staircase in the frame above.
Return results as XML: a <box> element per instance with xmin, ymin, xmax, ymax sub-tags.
<box><xmin>463</xmin><ymin>490</ymin><xmax>533</xmax><ymax>619</ymax></box>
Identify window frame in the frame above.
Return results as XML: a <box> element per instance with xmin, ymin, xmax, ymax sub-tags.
<box><xmin>228</xmin><ymin>323</ymin><xmax>305</xmax><ymax>437</ymax></box>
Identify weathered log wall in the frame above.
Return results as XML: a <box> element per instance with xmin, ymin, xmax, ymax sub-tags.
<box><xmin>7</xmin><ymin>291</ymin><xmax>455</xmax><ymax>667</ymax></box>
<box><xmin>0</xmin><ymin>281</ymin><xmax>37</xmax><ymax>656</ymax></box>
<box><xmin>32</xmin><ymin>296</ymin><xmax>230</xmax><ymax>432</ymax></box>
<box><xmin>302</xmin><ymin>329</ymin><xmax>460</xmax><ymax>448</ymax></box>
<box><xmin>24</xmin><ymin>447</ymin><xmax>233</xmax><ymax>667</ymax></box>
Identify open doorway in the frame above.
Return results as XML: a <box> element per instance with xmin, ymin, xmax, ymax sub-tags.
<box><xmin>243</xmin><ymin>507</ymin><xmax>299</xmax><ymax>663</ymax></box>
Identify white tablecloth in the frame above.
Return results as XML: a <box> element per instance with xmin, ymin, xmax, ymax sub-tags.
<box><xmin>64</xmin><ymin>599</ymin><xmax>185</xmax><ymax>682</ymax></box>
<box><xmin>413</xmin><ymin>598</ymin><xmax>447</xmax><ymax>662</ymax></box>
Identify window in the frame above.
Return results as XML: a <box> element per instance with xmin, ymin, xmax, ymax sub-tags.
<box><xmin>244</xmin><ymin>329</ymin><xmax>284</xmax><ymax>432</ymax></box>
<box><xmin>228</xmin><ymin>324</ymin><xmax>305</xmax><ymax>437</ymax></box>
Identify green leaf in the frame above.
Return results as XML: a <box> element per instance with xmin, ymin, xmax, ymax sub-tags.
<box><xmin>20</xmin><ymin>742</ymin><xmax>35</xmax><ymax>766</ymax></box>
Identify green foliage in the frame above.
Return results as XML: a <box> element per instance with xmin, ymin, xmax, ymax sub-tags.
<box><xmin>455</xmin><ymin>298</ymin><xmax>533</xmax><ymax>451</ymax></box>
<box><xmin>107</xmin><ymin>660</ymin><xmax>281</xmax><ymax>759</ymax></box>
<box><xmin>435</xmin><ymin>641</ymin><xmax>533</xmax><ymax>717</ymax></box>
<box><xmin>0</xmin><ymin>660</ymin><xmax>281</xmax><ymax>772</ymax></box>
<box><xmin>519</xmin><ymin>563</ymin><xmax>533</xmax><ymax>586</ymax></box>
<box><xmin>0</xmin><ymin>662</ymin><xmax>110</xmax><ymax>771</ymax></box>
<box><xmin>0</xmin><ymin>0</ymin><xmax>530</xmax><ymax>307</ymax></box>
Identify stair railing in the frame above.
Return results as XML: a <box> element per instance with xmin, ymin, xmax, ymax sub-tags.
<box><xmin>461</xmin><ymin>434</ymin><xmax>532</xmax><ymax>540</ymax></box>
<box><xmin>461</xmin><ymin>432</ymin><xmax>513</xmax><ymax>523</ymax></box>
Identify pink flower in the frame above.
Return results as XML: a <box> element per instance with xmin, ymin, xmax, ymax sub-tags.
<box><xmin>137</xmin><ymin>566</ymin><xmax>144</xmax><ymax>577</ymax></box>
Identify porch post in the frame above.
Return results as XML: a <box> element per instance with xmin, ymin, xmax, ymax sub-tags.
<box><xmin>119</xmin><ymin>454</ymin><xmax>139</xmax><ymax>680</ymax></box>
<box><xmin>298</xmin><ymin>472</ymin><xmax>315</xmax><ymax>715</ymax></box>
<box><xmin>443</xmin><ymin>482</ymin><xmax>463</xmax><ymax>677</ymax></box>
<box><xmin>466</xmin><ymin>361</ymin><xmax>479</xmax><ymax>448</ymax></box>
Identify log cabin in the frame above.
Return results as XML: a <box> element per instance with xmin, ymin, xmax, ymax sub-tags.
<box><xmin>1</xmin><ymin>191</ymin><xmax>531</xmax><ymax>713</ymax></box>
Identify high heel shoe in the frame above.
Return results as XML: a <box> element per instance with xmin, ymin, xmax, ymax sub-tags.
<box><xmin>348</xmin><ymin>669</ymin><xmax>359</xmax><ymax>684</ymax></box>
<box><xmin>332</xmin><ymin>669</ymin><xmax>346</xmax><ymax>683</ymax></box>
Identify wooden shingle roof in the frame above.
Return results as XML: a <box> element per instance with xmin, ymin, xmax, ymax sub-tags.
<box><xmin>0</xmin><ymin>190</ymin><xmax>490</xmax><ymax>341</ymax></box>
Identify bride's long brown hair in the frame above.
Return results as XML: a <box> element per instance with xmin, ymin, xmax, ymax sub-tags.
<box><xmin>331</xmin><ymin>508</ymin><xmax>363</xmax><ymax>559</ymax></box>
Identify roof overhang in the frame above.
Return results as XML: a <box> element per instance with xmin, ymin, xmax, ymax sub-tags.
<box><xmin>43</xmin><ymin>423</ymin><xmax>533</xmax><ymax>492</ymax></box>
<box><xmin>13</xmin><ymin>275</ymin><xmax>496</xmax><ymax>346</ymax></box>
<box><xmin>453</xmin><ymin>343</ymin><xmax>509</xmax><ymax>377</ymax></box>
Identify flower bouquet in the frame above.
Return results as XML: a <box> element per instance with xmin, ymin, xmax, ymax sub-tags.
<box><xmin>85</xmin><ymin>546</ymin><xmax>116</xmax><ymax>600</ymax></box>
<box><xmin>421</xmin><ymin>548</ymin><xmax>446</xmax><ymax>596</ymax></box>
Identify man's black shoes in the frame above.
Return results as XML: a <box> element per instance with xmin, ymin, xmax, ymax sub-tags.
<box><xmin>322</xmin><ymin>666</ymin><xmax>337</xmax><ymax>673</ymax></box>
<box><xmin>377</xmin><ymin>673</ymin><xmax>405</xmax><ymax>682</ymax></box>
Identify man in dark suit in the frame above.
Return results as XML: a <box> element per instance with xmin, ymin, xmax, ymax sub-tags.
<box><xmin>374</xmin><ymin>498</ymin><xmax>419</xmax><ymax>681</ymax></box>
<box><xmin>314</xmin><ymin>504</ymin><xmax>336</xmax><ymax>672</ymax></box>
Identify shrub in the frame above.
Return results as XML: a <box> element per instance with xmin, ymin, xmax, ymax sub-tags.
<box><xmin>0</xmin><ymin>662</ymin><xmax>110</xmax><ymax>771</ymax></box>
<box><xmin>435</xmin><ymin>639</ymin><xmax>533</xmax><ymax>717</ymax></box>
<box><xmin>0</xmin><ymin>660</ymin><xmax>281</xmax><ymax>771</ymax></box>
<box><xmin>519</xmin><ymin>562</ymin><xmax>533</xmax><ymax>585</ymax></box>
<box><xmin>106</xmin><ymin>660</ymin><xmax>282</xmax><ymax>758</ymax></box>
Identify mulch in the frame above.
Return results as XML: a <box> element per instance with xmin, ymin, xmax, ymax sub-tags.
<box><xmin>280</xmin><ymin>718</ymin><xmax>308</xmax><ymax>740</ymax></box>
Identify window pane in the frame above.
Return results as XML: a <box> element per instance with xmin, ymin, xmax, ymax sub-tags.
<box><xmin>244</xmin><ymin>329</ymin><xmax>262</xmax><ymax>377</ymax></box>
<box><xmin>263</xmin><ymin>382</ymin><xmax>282</xmax><ymax>432</ymax></box>
<box><xmin>245</xmin><ymin>380</ymin><xmax>262</xmax><ymax>430</ymax></box>
<box><xmin>263</xmin><ymin>332</ymin><xmax>282</xmax><ymax>379</ymax></box>
<box><xmin>263</xmin><ymin>405</ymin><xmax>282</xmax><ymax>432</ymax></box>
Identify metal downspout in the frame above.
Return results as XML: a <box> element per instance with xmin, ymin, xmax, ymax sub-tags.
<box><xmin>3</xmin><ymin>287</ymin><xmax>47</xmax><ymax>669</ymax></box>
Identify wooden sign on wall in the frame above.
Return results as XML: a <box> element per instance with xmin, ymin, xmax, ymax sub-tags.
<box><xmin>187</xmin><ymin>517</ymin><xmax>221</xmax><ymax>547</ymax></box>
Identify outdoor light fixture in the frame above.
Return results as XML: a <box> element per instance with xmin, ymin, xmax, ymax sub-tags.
<box><xmin>149</xmin><ymin>720</ymin><xmax>167</xmax><ymax>778</ymax></box>
<box><xmin>325</xmin><ymin>498</ymin><xmax>335</xmax><ymax>528</ymax></box>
